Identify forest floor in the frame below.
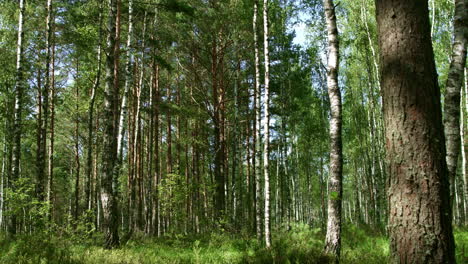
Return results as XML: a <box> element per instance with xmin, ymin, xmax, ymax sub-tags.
<box><xmin>0</xmin><ymin>224</ymin><xmax>467</xmax><ymax>264</ymax></box>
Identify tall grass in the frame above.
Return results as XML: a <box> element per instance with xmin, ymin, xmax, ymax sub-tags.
<box><xmin>0</xmin><ymin>225</ymin><xmax>466</xmax><ymax>263</ymax></box>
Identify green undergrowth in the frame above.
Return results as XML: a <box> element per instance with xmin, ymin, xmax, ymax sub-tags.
<box><xmin>0</xmin><ymin>225</ymin><xmax>466</xmax><ymax>264</ymax></box>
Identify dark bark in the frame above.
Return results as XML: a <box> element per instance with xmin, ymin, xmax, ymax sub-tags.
<box><xmin>375</xmin><ymin>0</ymin><xmax>456</xmax><ymax>262</ymax></box>
<box><xmin>101</xmin><ymin>0</ymin><xmax>120</xmax><ymax>248</ymax></box>
<box><xmin>86</xmin><ymin>9</ymin><xmax>102</xmax><ymax>212</ymax></box>
<box><xmin>74</xmin><ymin>82</ymin><xmax>80</xmax><ymax>222</ymax></box>
<box><xmin>10</xmin><ymin>0</ymin><xmax>26</xmax><ymax>235</ymax></box>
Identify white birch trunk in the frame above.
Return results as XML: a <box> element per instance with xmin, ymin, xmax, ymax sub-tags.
<box><xmin>323</xmin><ymin>0</ymin><xmax>343</xmax><ymax>260</ymax></box>
<box><xmin>444</xmin><ymin>0</ymin><xmax>467</xmax><ymax>204</ymax></box>
<box><xmin>263</xmin><ymin>0</ymin><xmax>272</xmax><ymax>249</ymax></box>
<box><xmin>253</xmin><ymin>0</ymin><xmax>263</xmax><ymax>240</ymax></box>
<box><xmin>117</xmin><ymin>0</ymin><xmax>134</xmax><ymax>159</ymax></box>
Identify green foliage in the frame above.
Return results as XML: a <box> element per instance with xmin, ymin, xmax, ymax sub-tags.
<box><xmin>0</xmin><ymin>226</ymin><xmax>466</xmax><ymax>263</ymax></box>
<box><xmin>0</xmin><ymin>232</ymin><xmax>76</xmax><ymax>264</ymax></box>
<box><xmin>4</xmin><ymin>177</ymin><xmax>51</xmax><ymax>228</ymax></box>
<box><xmin>340</xmin><ymin>224</ymin><xmax>389</xmax><ymax>264</ymax></box>
<box><xmin>455</xmin><ymin>227</ymin><xmax>468</xmax><ymax>263</ymax></box>
<box><xmin>244</xmin><ymin>223</ymin><xmax>325</xmax><ymax>264</ymax></box>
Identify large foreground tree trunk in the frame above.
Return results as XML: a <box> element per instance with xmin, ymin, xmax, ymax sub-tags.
<box><xmin>323</xmin><ymin>0</ymin><xmax>343</xmax><ymax>261</ymax></box>
<box><xmin>101</xmin><ymin>0</ymin><xmax>120</xmax><ymax>248</ymax></box>
<box><xmin>375</xmin><ymin>0</ymin><xmax>456</xmax><ymax>263</ymax></box>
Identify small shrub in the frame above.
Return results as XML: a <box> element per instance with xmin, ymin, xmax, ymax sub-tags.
<box><xmin>0</xmin><ymin>232</ymin><xmax>76</xmax><ymax>264</ymax></box>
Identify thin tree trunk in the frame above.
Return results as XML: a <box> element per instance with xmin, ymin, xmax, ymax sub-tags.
<box><xmin>10</xmin><ymin>0</ymin><xmax>26</xmax><ymax>235</ymax></box>
<box><xmin>117</xmin><ymin>0</ymin><xmax>134</xmax><ymax>161</ymax></box>
<box><xmin>461</xmin><ymin>84</ymin><xmax>467</xmax><ymax>224</ymax></box>
<box><xmin>86</xmin><ymin>9</ymin><xmax>102</xmax><ymax>212</ymax></box>
<box><xmin>47</xmin><ymin>12</ymin><xmax>56</xmax><ymax>220</ymax></box>
<box><xmin>36</xmin><ymin>69</ymin><xmax>43</xmax><ymax>202</ymax></box>
<box><xmin>36</xmin><ymin>0</ymin><xmax>53</xmax><ymax>203</ymax></box>
<box><xmin>323</xmin><ymin>0</ymin><xmax>343</xmax><ymax>261</ymax></box>
<box><xmin>262</xmin><ymin>0</ymin><xmax>272</xmax><ymax>249</ymax></box>
<box><xmin>376</xmin><ymin>0</ymin><xmax>456</xmax><ymax>262</ymax></box>
<box><xmin>253</xmin><ymin>0</ymin><xmax>262</xmax><ymax>240</ymax></box>
<box><xmin>152</xmin><ymin>63</ymin><xmax>160</xmax><ymax>236</ymax></box>
<box><xmin>444</xmin><ymin>0</ymin><xmax>467</xmax><ymax>205</ymax></box>
<box><xmin>0</xmin><ymin>131</ymin><xmax>6</xmax><ymax>228</ymax></box>
<box><xmin>74</xmin><ymin>82</ymin><xmax>80</xmax><ymax>222</ymax></box>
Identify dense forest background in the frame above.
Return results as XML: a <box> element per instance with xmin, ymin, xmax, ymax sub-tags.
<box><xmin>0</xmin><ymin>0</ymin><xmax>466</xmax><ymax>263</ymax></box>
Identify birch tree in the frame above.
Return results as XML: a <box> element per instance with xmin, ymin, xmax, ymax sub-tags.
<box><xmin>444</xmin><ymin>0</ymin><xmax>467</xmax><ymax>204</ymax></box>
<box><xmin>263</xmin><ymin>0</ymin><xmax>272</xmax><ymax>249</ymax></box>
<box><xmin>323</xmin><ymin>0</ymin><xmax>343</xmax><ymax>261</ymax></box>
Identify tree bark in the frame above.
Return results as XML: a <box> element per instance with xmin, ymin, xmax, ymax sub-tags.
<box><xmin>36</xmin><ymin>0</ymin><xmax>53</xmax><ymax>203</ymax></box>
<box><xmin>323</xmin><ymin>0</ymin><xmax>343</xmax><ymax>261</ymax></box>
<box><xmin>47</xmin><ymin>10</ymin><xmax>56</xmax><ymax>220</ymax></box>
<box><xmin>117</xmin><ymin>0</ymin><xmax>134</xmax><ymax>161</ymax></box>
<box><xmin>253</xmin><ymin>0</ymin><xmax>262</xmax><ymax>240</ymax></box>
<box><xmin>101</xmin><ymin>0</ymin><xmax>120</xmax><ymax>248</ymax></box>
<box><xmin>74</xmin><ymin>82</ymin><xmax>80</xmax><ymax>222</ymax></box>
<box><xmin>444</xmin><ymin>0</ymin><xmax>467</xmax><ymax>205</ymax></box>
<box><xmin>375</xmin><ymin>0</ymin><xmax>456</xmax><ymax>262</ymax></box>
<box><xmin>86</xmin><ymin>8</ymin><xmax>102</xmax><ymax>212</ymax></box>
<box><xmin>10</xmin><ymin>0</ymin><xmax>26</xmax><ymax>235</ymax></box>
<box><xmin>263</xmin><ymin>0</ymin><xmax>272</xmax><ymax>249</ymax></box>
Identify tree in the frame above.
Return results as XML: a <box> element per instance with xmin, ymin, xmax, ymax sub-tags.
<box><xmin>375</xmin><ymin>0</ymin><xmax>456</xmax><ymax>262</ymax></box>
<box><xmin>101</xmin><ymin>0</ymin><xmax>120</xmax><ymax>248</ymax></box>
<box><xmin>323</xmin><ymin>0</ymin><xmax>343</xmax><ymax>261</ymax></box>
<box><xmin>444</xmin><ymin>0</ymin><xmax>467</xmax><ymax>204</ymax></box>
<box><xmin>9</xmin><ymin>0</ymin><xmax>26</xmax><ymax>235</ymax></box>
<box><xmin>263</xmin><ymin>0</ymin><xmax>272</xmax><ymax>249</ymax></box>
<box><xmin>253</xmin><ymin>0</ymin><xmax>262</xmax><ymax>241</ymax></box>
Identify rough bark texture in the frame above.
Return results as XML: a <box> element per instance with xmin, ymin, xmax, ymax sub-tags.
<box><xmin>212</xmin><ymin>33</ymin><xmax>226</xmax><ymax>222</ymax></box>
<box><xmin>10</xmin><ymin>0</ymin><xmax>26</xmax><ymax>235</ymax></box>
<box><xmin>323</xmin><ymin>0</ymin><xmax>343</xmax><ymax>261</ymax></box>
<box><xmin>117</xmin><ymin>0</ymin><xmax>133</xmax><ymax>161</ymax></box>
<box><xmin>253</xmin><ymin>0</ymin><xmax>263</xmax><ymax>240</ymax></box>
<box><xmin>86</xmin><ymin>13</ymin><xmax>102</xmax><ymax>211</ymax></box>
<box><xmin>47</xmin><ymin>5</ymin><xmax>56</xmax><ymax>218</ymax></box>
<box><xmin>37</xmin><ymin>0</ymin><xmax>53</xmax><ymax>203</ymax></box>
<box><xmin>262</xmin><ymin>0</ymin><xmax>272</xmax><ymax>249</ymax></box>
<box><xmin>101</xmin><ymin>0</ymin><xmax>120</xmax><ymax>248</ymax></box>
<box><xmin>74</xmin><ymin>84</ymin><xmax>80</xmax><ymax>221</ymax></box>
<box><xmin>375</xmin><ymin>0</ymin><xmax>456</xmax><ymax>263</ymax></box>
<box><xmin>444</xmin><ymin>0</ymin><xmax>467</xmax><ymax>203</ymax></box>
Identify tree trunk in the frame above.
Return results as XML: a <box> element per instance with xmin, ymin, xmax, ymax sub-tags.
<box><xmin>10</xmin><ymin>0</ymin><xmax>26</xmax><ymax>235</ymax></box>
<box><xmin>86</xmin><ymin>9</ymin><xmax>102</xmax><ymax>212</ymax></box>
<box><xmin>253</xmin><ymin>0</ymin><xmax>262</xmax><ymax>240</ymax></box>
<box><xmin>47</xmin><ymin>12</ymin><xmax>56</xmax><ymax>220</ymax></box>
<box><xmin>101</xmin><ymin>0</ymin><xmax>120</xmax><ymax>248</ymax></box>
<box><xmin>36</xmin><ymin>0</ymin><xmax>53</xmax><ymax>203</ymax></box>
<box><xmin>263</xmin><ymin>0</ymin><xmax>272</xmax><ymax>249</ymax></box>
<box><xmin>212</xmin><ymin>35</ymin><xmax>225</xmax><ymax>222</ymax></box>
<box><xmin>444</xmin><ymin>0</ymin><xmax>467</xmax><ymax>205</ymax></box>
<box><xmin>152</xmin><ymin>63</ymin><xmax>160</xmax><ymax>236</ymax></box>
<box><xmin>117</xmin><ymin>0</ymin><xmax>134</xmax><ymax>161</ymax></box>
<box><xmin>323</xmin><ymin>0</ymin><xmax>343</xmax><ymax>261</ymax></box>
<box><xmin>74</xmin><ymin>83</ymin><xmax>80</xmax><ymax>222</ymax></box>
<box><xmin>375</xmin><ymin>0</ymin><xmax>456</xmax><ymax>262</ymax></box>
